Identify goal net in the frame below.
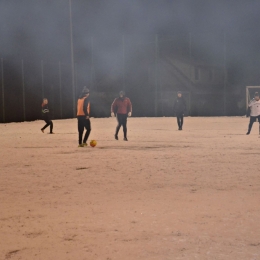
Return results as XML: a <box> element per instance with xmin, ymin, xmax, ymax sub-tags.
<box><xmin>246</xmin><ymin>86</ymin><xmax>260</xmax><ymax>109</ymax></box>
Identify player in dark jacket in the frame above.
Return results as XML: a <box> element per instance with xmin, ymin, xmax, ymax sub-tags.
<box><xmin>111</xmin><ymin>90</ymin><xmax>132</xmax><ymax>141</ymax></box>
<box><xmin>41</xmin><ymin>98</ymin><xmax>54</xmax><ymax>134</ymax></box>
<box><xmin>173</xmin><ymin>91</ymin><xmax>186</xmax><ymax>130</ymax></box>
<box><xmin>77</xmin><ymin>87</ymin><xmax>91</xmax><ymax>147</ymax></box>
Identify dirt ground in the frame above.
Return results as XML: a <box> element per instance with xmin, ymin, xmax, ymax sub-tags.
<box><xmin>0</xmin><ymin>117</ymin><xmax>260</xmax><ymax>260</ymax></box>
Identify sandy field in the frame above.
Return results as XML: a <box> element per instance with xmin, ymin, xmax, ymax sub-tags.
<box><xmin>0</xmin><ymin>117</ymin><xmax>260</xmax><ymax>260</ymax></box>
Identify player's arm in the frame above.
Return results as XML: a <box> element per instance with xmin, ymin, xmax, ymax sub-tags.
<box><xmin>111</xmin><ymin>98</ymin><xmax>117</xmax><ymax>116</ymax></box>
<box><xmin>127</xmin><ymin>99</ymin><xmax>132</xmax><ymax>116</ymax></box>
<box><xmin>128</xmin><ymin>99</ymin><xmax>132</xmax><ymax>112</ymax></box>
<box><xmin>248</xmin><ymin>98</ymin><xmax>254</xmax><ymax>108</ymax></box>
<box><xmin>173</xmin><ymin>100</ymin><xmax>176</xmax><ymax>114</ymax></box>
<box><xmin>246</xmin><ymin>107</ymin><xmax>250</xmax><ymax>117</ymax></box>
<box><xmin>246</xmin><ymin>99</ymin><xmax>254</xmax><ymax>117</ymax></box>
<box><xmin>183</xmin><ymin>98</ymin><xmax>187</xmax><ymax>111</ymax></box>
<box><xmin>83</xmin><ymin>99</ymin><xmax>90</xmax><ymax>117</ymax></box>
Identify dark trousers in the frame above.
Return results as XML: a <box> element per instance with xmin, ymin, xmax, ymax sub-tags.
<box><xmin>247</xmin><ymin>115</ymin><xmax>260</xmax><ymax>133</ymax></box>
<box><xmin>176</xmin><ymin>113</ymin><xmax>184</xmax><ymax>129</ymax></box>
<box><xmin>42</xmin><ymin>119</ymin><xmax>53</xmax><ymax>133</ymax></box>
<box><xmin>115</xmin><ymin>114</ymin><xmax>127</xmax><ymax>138</ymax></box>
<box><xmin>78</xmin><ymin>117</ymin><xmax>91</xmax><ymax>144</ymax></box>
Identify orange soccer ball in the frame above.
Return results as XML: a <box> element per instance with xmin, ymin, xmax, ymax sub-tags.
<box><xmin>90</xmin><ymin>140</ymin><xmax>97</xmax><ymax>147</ymax></box>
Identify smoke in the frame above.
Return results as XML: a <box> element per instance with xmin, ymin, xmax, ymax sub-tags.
<box><xmin>0</xmin><ymin>0</ymin><xmax>70</xmax><ymax>61</ymax></box>
<box><xmin>1</xmin><ymin>0</ymin><xmax>260</xmax><ymax>120</ymax></box>
<box><xmin>1</xmin><ymin>0</ymin><xmax>260</xmax><ymax>73</ymax></box>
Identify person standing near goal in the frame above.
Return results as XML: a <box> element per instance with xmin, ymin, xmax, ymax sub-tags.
<box><xmin>111</xmin><ymin>90</ymin><xmax>132</xmax><ymax>141</ymax></box>
<box><xmin>246</xmin><ymin>92</ymin><xmax>260</xmax><ymax>135</ymax></box>
<box><xmin>173</xmin><ymin>91</ymin><xmax>186</xmax><ymax>130</ymax></box>
<box><xmin>77</xmin><ymin>87</ymin><xmax>91</xmax><ymax>147</ymax></box>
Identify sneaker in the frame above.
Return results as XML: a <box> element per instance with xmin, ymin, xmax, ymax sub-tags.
<box><xmin>124</xmin><ymin>137</ymin><xmax>128</xmax><ymax>141</ymax></box>
<box><xmin>246</xmin><ymin>132</ymin><xmax>250</xmax><ymax>135</ymax></box>
<box><xmin>78</xmin><ymin>144</ymin><xmax>84</xmax><ymax>147</ymax></box>
<box><xmin>41</xmin><ymin>129</ymin><xmax>44</xmax><ymax>133</ymax></box>
<box><xmin>49</xmin><ymin>132</ymin><xmax>55</xmax><ymax>134</ymax></box>
<box><xmin>115</xmin><ymin>135</ymin><xmax>118</xmax><ymax>140</ymax></box>
<box><xmin>83</xmin><ymin>143</ymin><xmax>88</xmax><ymax>146</ymax></box>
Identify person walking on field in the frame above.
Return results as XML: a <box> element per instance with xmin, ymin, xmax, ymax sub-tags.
<box><xmin>77</xmin><ymin>87</ymin><xmax>91</xmax><ymax>147</ymax></box>
<box><xmin>246</xmin><ymin>92</ymin><xmax>260</xmax><ymax>135</ymax></box>
<box><xmin>173</xmin><ymin>91</ymin><xmax>186</xmax><ymax>130</ymax></box>
<box><xmin>41</xmin><ymin>98</ymin><xmax>54</xmax><ymax>134</ymax></box>
<box><xmin>111</xmin><ymin>90</ymin><xmax>132</xmax><ymax>141</ymax></box>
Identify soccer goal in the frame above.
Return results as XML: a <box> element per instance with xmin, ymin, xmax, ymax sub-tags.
<box><xmin>246</xmin><ymin>86</ymin><xmax>260</xmax><ymax>108</ymax></box>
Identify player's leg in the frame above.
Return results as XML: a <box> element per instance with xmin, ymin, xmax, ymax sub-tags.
<box><xmin>246</xmin><ymin>116</ymin><xmax>256</xmax><ymax>135</ymax></box>
<box><xmin>115</xmin><ymin>114</ymin><xmax>123</xmax><ymax>139</ymax></box>
<box><xmin>41</xmin><ymin>119</ymin><xmax>50</xmax><ymax>132</ymax></box>
<box><xmin>49</xmin><ymin>120</ymin><xmax>54</xmax><ymax>134</ymax></box>
<box><xmin>258</xmin><ymin>116</ymin><xmax>260</xmax><ymax>135</ymax></box>
<box><xmin>122</xmin><ymin>114</ymin><xmax>128</xmax><ymax>141</ymax></box>
<box><xmin>176</xmin><ymin>115</ymin><xmax>181</xmax><ymax>130</ymax></box>
<box><xmin>83</xmin><ymin>119</ymin><xmax>91</xmax><ymax>144</ymax></box>
<box><xmin>78</xmin><ymin>117</ymin><xmax>84</xmax><ymax>145</ymax></box>
<box><xmin>180</xmin><ymin>115</ymin><xmax>184</xmax><ymax>130</ymax></box>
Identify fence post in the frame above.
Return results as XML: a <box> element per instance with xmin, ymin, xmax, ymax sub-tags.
<box><xmin>41</xmin><ymin>60</ymin><xmax>44</xmax><ymax>98</ymax></box>
<box><xmin>122</xmin><ymin>35</ymin><xmax>125</xmax><ymax>91</ymax></box>
<box><xmin>75</xmin><ymin>62</ymin><xmax>78</xmax><ymax>96</ymax></box>
<box><xmin>1</xmin><ymin>58</ymin><xmax>5</xmax><ymax>123</ymax></box>
<box><xmin>22</xmin><ymin>59</ymin><xmax>26</xmax><ymax>121</ymax></box>
<box><xmin>223</xmin><ymin>30</ymin><xmax>227</xmax><ymax>116</ymax></box>
<box><xmin>69</xmin><ymin>0</ymin><xmax>76</xmax><ymax>116</ymax></box>
<box><xmin>155</xmin><ymin>34</ymin><xmax>159</xmax><ymax>117</ymax></box>
<box><xmin>189</xmin><ymin>32</ymin><xmax>192</xmax><ymax>82</ymax></box>
<box><xmin>189</xmin><ymin>33</ymin><xmax>192</xmax><ymax>116</ymax></box>
<box><xmin>59</xmin><ymin>61</ymin><xmax>62</xmax><ymax>119</ymax></box>
<box><xmin>91</xmin><ymin>36</ymin><xmax>94</xmax><ymax>90</ymax></box>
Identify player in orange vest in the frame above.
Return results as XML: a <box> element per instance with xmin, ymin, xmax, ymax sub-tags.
<box><xmin>77</xmin><ymin>88</ymin><xmax>91</xmax><ymax>147</ymax></box>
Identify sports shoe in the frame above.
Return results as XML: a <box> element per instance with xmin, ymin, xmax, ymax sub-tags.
<box><xmin>41</xmin><ymin>129</ymin><xmax>44</xmax><ymax>133</ymax></box>
<box><xmin>124</xmin><ymin>137</ymin><xmax>128</xmax><ymax>141</ymax></box>
<box><xmin>78</xmin><ymin>144</ymin><xmax>84</xmax><ymax>147</ymax></box>
<box><xmin>246</xmin><ymin>132</ymin><xmax>250</xmax><ymax>135</ymax></box>
<box><xmin>115</xmin><ymin>135</ymin><xmax>118</xmax><ymax>140</ymax></box>
<box><xmin>83</xmin><ymin>143</ymin><xmax>88</xmax><ymax>146</ymax></box>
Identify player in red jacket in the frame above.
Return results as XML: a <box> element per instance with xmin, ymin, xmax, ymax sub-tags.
<box><xmin>111</xmin><ymin>91</ymin><xmax>132</xmax><ymax>141</ymax></box>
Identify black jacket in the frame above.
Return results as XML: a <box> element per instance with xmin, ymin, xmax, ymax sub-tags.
<box><xmin>42</xmin><ymin>104</ymin><xmax>51</xmax><ymax>120</ymax></box>
<box><xmin>173</xmin><ymin>97</ymin><xmax>186</xmax><ymax>115</ymax></box>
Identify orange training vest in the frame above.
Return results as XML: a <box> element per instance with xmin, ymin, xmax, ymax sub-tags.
<box><xmin>77</xmin><ymin>97</ymin><xmax>90</xmax><ymax>116</ymax></box>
